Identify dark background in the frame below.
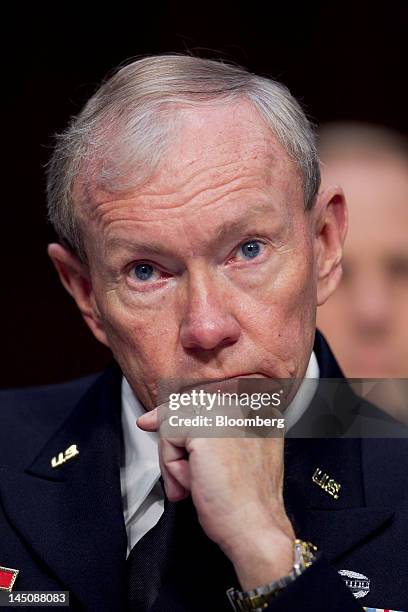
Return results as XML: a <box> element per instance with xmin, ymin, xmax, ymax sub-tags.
<box><xmin>2</xmin><ymin>2</ymin><xmax>407</xmax><ymax>388</ymax></box>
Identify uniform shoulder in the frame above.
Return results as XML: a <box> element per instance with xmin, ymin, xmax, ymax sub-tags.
<box><xmin>0</xmin><ymin>372</ymin><xmax>101</xmax><ymax>467</ymax></box>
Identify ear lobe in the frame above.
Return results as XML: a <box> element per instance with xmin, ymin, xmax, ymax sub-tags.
<box><xmin>315</xmin><ymin>186</ymin><xmax>348</xmax><ymax>306</ymax></box>
<box><xmin>47</xmin><ymin>243</ymin><xmax>110</xmax><ymax>347</ymax></box>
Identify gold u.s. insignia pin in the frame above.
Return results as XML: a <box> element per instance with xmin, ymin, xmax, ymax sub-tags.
<box><xmin>51</xmin><ymin>444</ymin><xmax>79</xmax><ymax>468</ymax></box>
<box><xmin>0</xmin><ymin>566</ymin><xmax>19</xmax><ymax>592</ymax></box>
<box><xmin>312</xmin><ymin>467</ymin><xmax>341</xmax><ymax>499</ymax></box>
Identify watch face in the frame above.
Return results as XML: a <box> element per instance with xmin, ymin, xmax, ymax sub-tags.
<box><xmin>294</xmin><ymin>539</ymin><xmax>318</xmax><ymax>570</ymax></box>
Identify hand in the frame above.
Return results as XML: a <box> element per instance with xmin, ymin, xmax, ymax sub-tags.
<box><xmin>137</xmin><ymin>403</ymin><xmax>295</xmax><ymax>589</ymax></box>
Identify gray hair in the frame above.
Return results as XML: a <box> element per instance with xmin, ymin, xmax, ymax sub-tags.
<box><xmin>46</xmin><ymin>54</ymin><xmax>321</xmax><ymax>262</ymax></box>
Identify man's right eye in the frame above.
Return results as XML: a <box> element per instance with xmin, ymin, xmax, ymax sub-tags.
<box><xmin>132</xmin><ymin>263</ymin><xmax>156</xmax><ymax>282</ymax></box>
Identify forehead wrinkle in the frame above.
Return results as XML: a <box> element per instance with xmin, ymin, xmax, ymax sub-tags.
<box><xmin>151</xmin><ymin>171</ymin><xmax>264</xmax><ymax>211</ymax></box>
<box><xmin>91</xmin><ymin>174</ymin><xmax>267</xmax><ymax>226</ymax></box>
<box><xmin>85</xmin><ymin>179</ymin><xmax>284</xmax><ymax>247</ymax></box>
<box><xmin>80</xmin><ymin>122</ymin><xmax>299</xmax><ymax>241</ymax></box>
<box><xmin>103</xmin><ymin>202</ymin><xmax>281</xmax><ymax>257</ymax></box>
<box><xmin>149</xmin><ymin>143</ymin><xmax>285</xmax><ymax>202</ymax></box>
<box><xmin>88</xmin><ymin>154</ymin><xmax>278</xmax><ymax>214</ymax></box>
<box><xmin>84</xmin><ymin>168</ymin><xmax>296</xmax><ymax>257</ymax></box>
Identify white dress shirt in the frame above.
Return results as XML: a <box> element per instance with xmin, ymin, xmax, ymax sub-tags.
<box><xmin>120</xmin><ymin>379</ymin><xmax>163</xmax><ymax>557</ymax></box>
<box><xmin>120</xmin><ymin>351</ymin><xmax>320</xmax><ymax>556</ymax></box>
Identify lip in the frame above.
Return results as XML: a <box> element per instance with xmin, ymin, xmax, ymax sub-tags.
<box><xmin>179</xmin><ymin>372</ymin><xmax>266</xmax><ymax>394</ymax></box>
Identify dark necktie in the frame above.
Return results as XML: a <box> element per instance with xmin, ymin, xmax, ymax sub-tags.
<box><xmin>126</xmin><ymin>484</ymin><xmax>237</xmax><ymax>611</ymax></box>
<box><xmin>126</xmin><ymin>490</ymin><xmax>177</xmax><ymax>611</ymax></box>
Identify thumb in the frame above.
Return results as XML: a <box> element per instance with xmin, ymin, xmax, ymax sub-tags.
<box><xmin>136</xmin><ymin>407</ymin><xmax>159</xmax><ymax>432</ymax></box>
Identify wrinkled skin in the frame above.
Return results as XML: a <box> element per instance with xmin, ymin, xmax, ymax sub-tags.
<box><xmin>49</xmin><ymin>99</ymin><xmax>346</xmax><ymax>588</ymax></box>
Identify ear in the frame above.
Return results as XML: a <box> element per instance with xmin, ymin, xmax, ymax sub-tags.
<box><xmin>47</xmin><ymin>243</ymin><xmax>110</xmax><ymax>347</ymax></box>
<box><xmin>313</xmin><ymin>185</ymin><xmax>348</xmax><ymax>306</ymax></box>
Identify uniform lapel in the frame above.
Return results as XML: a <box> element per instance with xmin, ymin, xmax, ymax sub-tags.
<box><xmin>284</xmin><ymin>332</ymin><xmax>396</xmax><ymax>564</ymax></box>
<box><xmin>0</xmin><ymin>362</ymin><xmax>128</xmax><ymax>611</ymax></box>
<box><xmin>283</xmin><ymin>438</ymin><xmax>394</xmax><ymax>562</ymax></box>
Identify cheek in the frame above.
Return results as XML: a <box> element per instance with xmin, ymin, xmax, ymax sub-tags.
<box><xmin>232</xmin><ymin>246</ymin><xmax>316</xmax><ymax>372</ymax></box>
<box><xmin>243</xmin><ymin>243</ymin><xmax>316</xmax><ymax>328</ymax></box>
<box><xmin>97</xmin><ymin>290</ymin><xmax>179</xmax><ymax>369</ymax></box>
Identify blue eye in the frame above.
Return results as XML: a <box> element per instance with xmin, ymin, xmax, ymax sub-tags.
<box><xmin>133</xmin><ymin>263</ymin><xmax>154</xmax><ymax>281</ymax></box>
<box><xmin>240</xmin><ymin>240</ymin><xmax>261</xmax><ymax>259</ymax></box>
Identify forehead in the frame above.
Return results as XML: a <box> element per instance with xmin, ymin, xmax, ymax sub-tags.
<box><xmin>87</xmin><ymin>99</ymin><xmax>298</xmax><ymax>208</ymax></box>
<box><xmin>167</xmin><ymin>100</ymin><xmax>288</xmax><ymax>176</ymax></box>
<box><xmin>79</xmin><ymin>100</ymin><xmax>303</xmax><ymax>256</ymax></box>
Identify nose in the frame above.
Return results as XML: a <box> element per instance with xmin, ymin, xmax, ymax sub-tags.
<box><xmin>179</xmin><ymin>269</ymin><xmax>241</xmax><ymax>351</ymax></box>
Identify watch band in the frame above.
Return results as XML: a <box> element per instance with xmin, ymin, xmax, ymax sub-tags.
<box><xmin>226</xmin><ymin>540</ymin><xmax>317</xmax><ymax>611</ymax></box>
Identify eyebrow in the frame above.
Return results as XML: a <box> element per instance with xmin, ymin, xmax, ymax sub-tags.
<box><xmin>214</xmin><ymin>217</ymin><xmax>261</xmax><ymax>242</ymax></box>
<box><xmin>107</xmin><ymin>239</ymin><xmax>169</xmax><ymax>257</ymax></box>
<box><xmin>106</xmin><ymin>203</ymin><xmax>278</xmax><ymax>257</ymax></box>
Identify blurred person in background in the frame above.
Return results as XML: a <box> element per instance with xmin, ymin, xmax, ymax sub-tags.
<box><xmin>317</xmin><ymin>123</ymin><xmax>408</xmax><ymax>421</ymax></box>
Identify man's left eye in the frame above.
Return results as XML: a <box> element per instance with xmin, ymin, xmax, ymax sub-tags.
<box><xmin>238</xmin><ymin>240</ymin><xmax>263</xmax><ymax>259</ymax></box>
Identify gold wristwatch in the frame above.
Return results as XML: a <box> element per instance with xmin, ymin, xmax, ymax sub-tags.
<box><xmin>226</xmin><ymin>539</ymin><xmax>317</xmax><ymax>611</ymax></box>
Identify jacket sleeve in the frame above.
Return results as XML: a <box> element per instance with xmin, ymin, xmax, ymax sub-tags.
<box><xmin>265</xmin><ymin>556</ymin><xmax>365</xmax><ymax>611</ymax></box>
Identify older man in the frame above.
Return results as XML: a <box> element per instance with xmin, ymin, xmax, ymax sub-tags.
<box><xmin>1</xmin><ymin>56</ymin><xmax>407</xmax><ymax>611</ymax></box>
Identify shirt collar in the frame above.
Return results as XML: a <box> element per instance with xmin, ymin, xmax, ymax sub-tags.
<box><xmin>283</xmin><ymin>351</ymin><xmax>320</xmax><ymax>431</ymax></box>
<box><xmin>120</xmin><ymin>377</ymin><xmax>160</xmax><ymax>528</ymax></box>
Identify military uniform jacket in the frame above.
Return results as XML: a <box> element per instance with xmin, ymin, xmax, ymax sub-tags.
<box><xmin>1</xmin><ymin>332</ymin><xmax>407</xmax><ymax>611</ymax></box>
